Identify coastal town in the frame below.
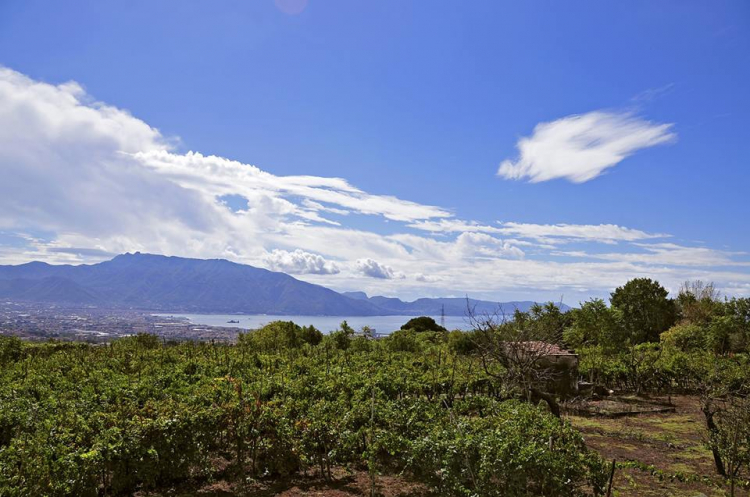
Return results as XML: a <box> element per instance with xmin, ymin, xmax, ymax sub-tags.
<box><xmin>0</xmin><ymin>301</ymin><xmax>241</xmax><ymax>342</ymax></box>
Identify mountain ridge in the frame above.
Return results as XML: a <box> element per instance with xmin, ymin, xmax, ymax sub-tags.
<box><xmin>0</xmin><ymin>253</ymin><xmax>568</xmax><ymax>316</ymax></box>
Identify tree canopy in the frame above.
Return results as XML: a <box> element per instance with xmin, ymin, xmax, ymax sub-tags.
<box><xmin>400</xmin><ymin>316</ymin><xmax>447</xmax><ymax>333</ymax></box>
<box><xmin>610</xmin><ymin>278</ymin><xmax>676</xmax><ymax>343</ymax></box>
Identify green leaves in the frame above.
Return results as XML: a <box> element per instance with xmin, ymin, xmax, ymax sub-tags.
<box><xmin>0</xmin><ymin>336</ymin><xmax>605</xmax><ymax>496</ymax></box>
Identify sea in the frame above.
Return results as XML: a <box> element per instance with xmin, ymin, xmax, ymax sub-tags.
<box><xmin>154</xmin><ymin>313</ymin><xmax>473</xmax><ymax>333</ymax></box>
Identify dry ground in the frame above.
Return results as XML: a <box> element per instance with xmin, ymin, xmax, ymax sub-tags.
<box><xmin>568</xmin><ymin>395</ymin><xmax>749</xmax><ymax>497</ymax></box>
<box><xmin>139</xmin><ymin>467</ymin><xmax>431</xmax><ymax>497</ymax></box>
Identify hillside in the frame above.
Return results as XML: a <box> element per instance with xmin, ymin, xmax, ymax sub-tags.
<box><xmin>0</xmin><ymin>253</ymin><xmax>566</xmax><ymax>316</ymax></box>
<box><xmin>0</xmin><ymin>253</ymin><xmax>382</xmax><ymax>315</ymax></box>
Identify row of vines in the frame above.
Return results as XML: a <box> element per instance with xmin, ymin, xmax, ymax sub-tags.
<box><xmin>0</xmin><ymin>332</ymin><xmax>607</xmax><ymax>496</ymax></box>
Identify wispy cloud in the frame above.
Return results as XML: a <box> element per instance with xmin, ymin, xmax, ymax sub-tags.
<box><xmin>555</xmin><ymin>243</ymin><xmax>749</xmax><ymax>268</ymax></box>
<box><xmin>498</xmin><ymin>111</ymin><xmax>676</xmax><ymax>183</ymax></box>
<box><xmin>631</xmin><ymin>83</ymin><xmax>675</xmax><ymax>103</ymax></box>
<box><xmin>496</xmin><ymin>222</ymin><xmax>667</xmax><ymax>244</ymax></box>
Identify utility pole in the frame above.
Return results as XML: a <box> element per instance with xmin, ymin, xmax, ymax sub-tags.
<box><xmin>440</xmin><ymin>304</ymin><xmax>445</xmax><ymax>329</ymax></box>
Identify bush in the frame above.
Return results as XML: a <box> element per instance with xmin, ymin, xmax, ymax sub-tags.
<box><xmin>406</xmin><ymin>401</ymin><xmax>607</xmax><ymax>496</ymax></box>
<box><xmin>661</xmin><ymin>323</ymin><xmax>709</xmax><ymax>352</ymax></box>
<box><xmin>240</xmin><ymin>321</ymin><xmax>322</xmax><ymax>351</ymax></box>
<box><xmin>400</xmin><ymin>316</ymin><xmax>447</xmax><ymax>333</ymax></box>
<box><xmin>386</xmin><ymin>329</ymin><xmax>421</xmax><ymax>352</ymax></box>
<box><xmin>447</xmin><ymin>330</ymin><xmax>478</xmax><ymax>355</ymax></box>
<box><xmin>0</xmin><ymin>336</ymin><xmax>23</xmax><ymax>365</ymax></box>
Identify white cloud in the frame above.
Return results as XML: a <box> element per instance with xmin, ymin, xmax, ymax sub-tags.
<box><xmin>0</xmin><ymin>67</ymin><xmax>747</xmax><ymax>302</ymax></box>
<box><xmin>264</xmin><ymin>249</ymin><xmax>340</xmax><ymax>275</ymax></box>
<box><xmin>498</xmin><ymin>111</ymin><xmax>676</xmax><ymax>183</ymax></box>
<box><xmin>407</xmin><ymin>219</ymin><xmax>505</xmax><ymax>235</ymax></box>
<box><xmin>133</xmin><ymin>150</ymin><xmax>451</xmax><ymax>223</ymax></box>
<box><xmin>409</xmin><ymin>220</ymin><xmax>666</xmax><ymax>246</ymax></box>
<box><xmin>496</xmin><ymin>222</ymin><xmax>666</xmax><ymax>244</ymax></box>
<box><xmin>555</xmin><ymin>243</ymin><xmax>749</xmax><ymax>268</ymax></box>
<box><xmin>454</xmin><ymin>232</ymin><xmax>525</xmax><ymax>259</ymax></box>
<box><xmin>356</xmin><ymin>258</ymin><xmax>397</xmax><ymax>279</ymax></box>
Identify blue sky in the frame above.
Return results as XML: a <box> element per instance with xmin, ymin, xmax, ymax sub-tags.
<box><xmin>0</xmin><ymin>0</ymin><xmax>748</xmax><ymax>302</ymax></box>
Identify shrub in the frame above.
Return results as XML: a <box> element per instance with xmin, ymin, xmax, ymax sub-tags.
<box><xmin>400</xmin><ymin>316</ymin><xmax>447</xmax><ymax>333</ymax></box>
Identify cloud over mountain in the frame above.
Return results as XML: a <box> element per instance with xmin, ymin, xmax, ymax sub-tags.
<box><xmin>265</xmin><ymin>249</ymin><xmax>340</xmax><ymax>275</ymax></box>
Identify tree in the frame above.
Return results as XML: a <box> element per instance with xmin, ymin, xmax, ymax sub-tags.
<box><xmin>518</xmin><ymin>302</ymin><xmax>570</xmax><ymax>345</ymax></box>
<box><xmin>712</xmin><ymin>298</ymin><xmax>750</xmax><ymax>354</ymax></box>
<box><xmin>710</xmin><ymin>396</ymin><xmax>750</xmax><ymax>496</ymax></box>
<box><xmin>300</xmin><ymin>325</ymin><xmax>324</xmax><ymax>346</ymax></box>
<box><xmin>564</xmin><ymin>299</ymin><xmax>624</xmax><ymax>351</ymax></box>
<box><xmin>676</xmin><ymin>280</ymin><xmax>721</xmax><ymax>325</ymax></box>
<box><xmin>660</xmin><ymin>323</ymin><xmax>709</xmax><ymax>352</ymax></box>
<box><xmin>328</xmin><ymin>321</ymin><xmax>355</xmax><ymax>350</ymax></box>
<box><xmin>400</xmin><ymin>316</ymin><xmax>447</xmax><ymax>333</ymax></box>
<box><xmin>610</xmin><ymin>278</ymin><xmax>676</xmax><ymax>344</ymax></box>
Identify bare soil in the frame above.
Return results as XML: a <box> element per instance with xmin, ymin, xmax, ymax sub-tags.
<box><xmin>140</xmin><ymin>467</ymin><xmax>431</xmax><ymax>497</ymax></box>
<box><xmin>568</xmin><ymin>395</ymin><xmax>749</xmax><ymax>497</ymax></box>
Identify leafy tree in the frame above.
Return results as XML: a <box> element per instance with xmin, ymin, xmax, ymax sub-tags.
<box><xmin>134</xmin><ymin>332</ymin><xmax>161</xmax><ymax>349</ymax></box>
<box><xmin>525</xmin><ymin>302</ymin><xmax>571</xmax><ymax>345</ymax></box>
<box><xmin>660</xmin><ymin>323</ymin><xmax>709</xmax><ymax>352</ymax></box>
<box><xmin>299</xmin><ymin>325</ymin><xmax>324</xmax><ymax>346</ymax></box>
<box><xmin>564</xmin><ymin>299</ymin><xmax>624</xmax><ymax>351</ymax></box>
<box><xmin>713</xmin><ymin>298</ymin><xmax>750</xmax><ymax>354</ymax></box>
<box><xmin>401</xmin><ymin>316</ymin><xmax>447</xmax><ymax>333</ymax></box>
<box><xmin>610</xmin><ymin>278</ymin><xmax>676</xmax><ymax>344</ymax></box>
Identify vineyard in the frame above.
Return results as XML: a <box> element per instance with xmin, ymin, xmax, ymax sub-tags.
<box><xmin>0</xmin><ymin>328</ymin><xmax>606</xmax><ymax>497</ymax></box>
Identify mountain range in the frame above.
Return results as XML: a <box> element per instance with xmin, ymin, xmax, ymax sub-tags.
<box><xmin>0</xmin><ymin>253</ymin><xmax>565</xmax><ymax>316</ymax></box>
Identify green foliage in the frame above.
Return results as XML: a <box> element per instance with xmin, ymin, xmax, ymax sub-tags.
<box><xmin>447</xmin><ymin>329</ymin><xmax>478</xmax><ymax>355</ymax></box>
<box><xmin>710</xmin><ymin>299</ymin><xmax>750</xmax><ymax>354</ymax></box>
<box><xmin>510</xmin><ymin>302</ymin><xmax>570</xmax><ymax>345</ymax></box>
<box><xmin>386</xmin><ymin>329</ymin><xmax>421</xmax><ymax>352</ymax></box>
<box><xmin>0</xmin><ymin>335</ymin><xmax>606</xmax><ymax>496</ymax></box>
<box><xmin>706</xmin><ymin>396</ymin><xmax>750</xmax><ymax>494</ymax></box>
<box><xmin>406</xmin><ymin>400</ymin><xmax>608</xmax><ymax>496</ymax></box>
<box><xmin>326</xmin><ymin>320</ymin><xmax>355</xmax><ymax>350</ymax></box>
<box><xmin>239</xmin><ymin>320</ymin><xmax>323</xmax><ymax>352</ymax></box>
<box><xmin>657</xmin><ymin>297</ymin><xmax>750</xmax><ymax>355</ymax></box>
<box><xmin>577</xmin><ymin>341</ymin><xmax>750</xmax><ymax>395</ymax></box>
<box><xmin>0</xmin><ymin>336</ymin><xmax>23</xmax><ymax>365</ymax></box>
<box><xmin>564</xmin><ymin>299</ymin><xmax>624</xmax><ymax>351</ymax></box>
<box><xmin>134</xmin><ymin>332</ymin><xmax>161</xmax><ymax>349</ymax></box>
<box><xmin>400</xmin><ymin>316</ymin><xmax>447</xmax><ymax>333</ymax></box>
<box><xmin>611</xmin><ymin>278</ymin><xmax>677</xmax><ymax>343</ymax></box>
<box><xmin>661</xmin><ymin>323</ymin><xmax>709</xmax><ymax>352</ymax></box>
